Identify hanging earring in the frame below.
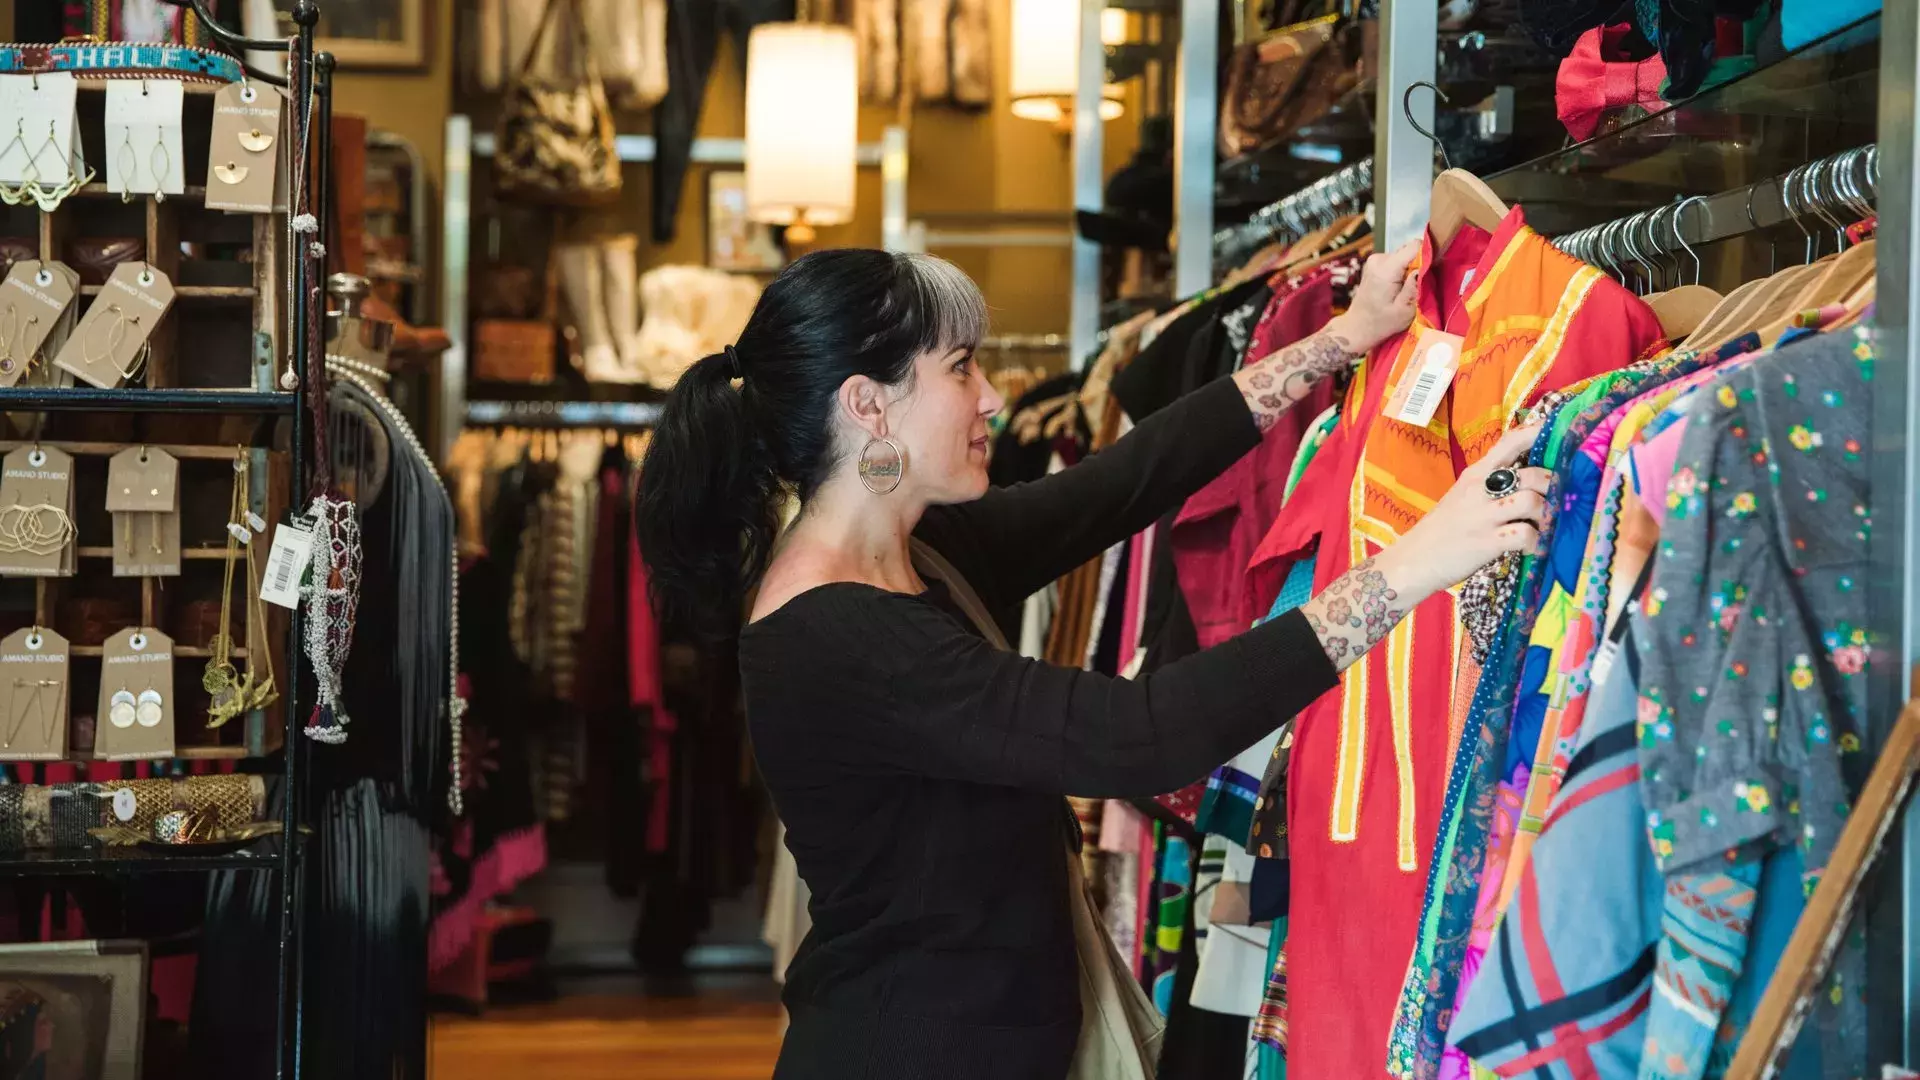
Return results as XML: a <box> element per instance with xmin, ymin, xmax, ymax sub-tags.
<box><xmin>238</xmin><ymin>126</ymin><xmax>274</xmax><ymax>154</ymax></box>
<box><xmin>118</xmin><ymin>127</ymin><xmax>139</xmax><ymax>203</ymax></box>
<box><xmin>857</xmin><ymin>436</ymin><xmax>905</xmax><ymax>495</ymax></box>
<box><xmin>213</xmin><ymin>161</ymin><xmax>249</xmax><ymax>186</ymax></box>
<box><xmin>0</xmin><ymin>121</ymin><xmax>30</xmax><ymax>206</ymax></box>
<box><xmin>148</xmin><ymin>138</ymin><xmax>170</xmax><ymax>203</ymax></box>
<box><xmin>109</xmin><ymin>688</ymin><xmax>137</xmax><ymax>729</ymax></box>
<box><xmin>0</xmin><ymin>303</ymin><xmax>28</xmax><ymax>377</ymax></box>
<box><xmin>135</xmin><ymin>687</ymin><xmax>163</xmax><ymax>728</ymax></box>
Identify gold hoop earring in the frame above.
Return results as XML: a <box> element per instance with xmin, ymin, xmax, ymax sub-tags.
<box><xmin>857</xmin><ymin>436</ymin><xmax>904</xmax><ymax>495</ymax></box>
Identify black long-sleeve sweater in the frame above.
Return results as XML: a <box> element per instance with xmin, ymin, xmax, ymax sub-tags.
<box><xmin>740</xmin><ymin>377</ymin><xmax>1339</xmax><ymax>1080</ymax></box>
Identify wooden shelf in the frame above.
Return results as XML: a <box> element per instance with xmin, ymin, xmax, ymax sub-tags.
<box><xmin>73</xmin><ymin>182</ymin><xmax>210</xmax><ymax>201</ymax></box>
<box><xmin>76</xmin><ymin>546</ymin><xmax>241</xmax><ymax>561</ymax></box>
<box><xmin>75</xmin><ymin>78</ymin><xmax>226</xmax><ymax>97</ymax></box>
<box><xmin>80</xmin><ymin>284</ymin><xmax>257</xmax><ymax>300</ymax></box>
<box><xmin>70</xmin><ymin>645</ymin><xmax>248</xmax><ymax>659</ymax></box>
<box><xmin>6</xmin><ymin>745</ymin><xmax>253</xmax><ymax>764</ymax></box>
<box><xmin>0</xmin><ymin>441</ymin><xmax>252</xmax><ymax>460</ymax></box>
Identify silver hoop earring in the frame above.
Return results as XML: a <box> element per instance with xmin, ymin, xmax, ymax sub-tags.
<box><xmin>857</xmin><ymin>436</ymin><xmax>904</xmax><ymax>495</ymax></box>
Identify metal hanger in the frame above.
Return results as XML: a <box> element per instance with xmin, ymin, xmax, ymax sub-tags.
<box><xmin>1403</xmin><ymin>82</ymin><xmax>1453</xmax><ymax>170</ymax></box>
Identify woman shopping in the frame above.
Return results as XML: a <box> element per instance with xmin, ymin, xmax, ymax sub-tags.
<box><xmin>635</xmin><ymin>247</ymin><xmax>1549</xmax><ymax>1079</ymax></box>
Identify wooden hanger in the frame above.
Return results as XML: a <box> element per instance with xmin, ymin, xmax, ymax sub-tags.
<box><xmin>1430</xmin><ymin>169</ymin><xmax>1510</xmax><ymax>252</ymax></box>
<box><xmin>1702</xmin><ymin>263</ymin><xmax>1826</xmax><ymax>350</ymax></box>
<box><xmin>1645</xmin><ymin>284</ymin><xmax>1724</xmax><ymax>341</ymax></box>
<box><xmin>1755</xmin><ymin>239</ymin><xmax>1876</xmax><ymax>345</ymax></box>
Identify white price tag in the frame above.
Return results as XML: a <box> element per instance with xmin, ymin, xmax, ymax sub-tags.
<box><xmin>113</xmin><ymin>787</ymin><xmax>137</xmax><ymax>822</ymax></box>
<box><xmin>260</xmin><ymin>520</ymin><xmax>314</xmax><ymax>610</ymax></box>
<box><xmin>1386</xmin><ymin>330</ymin><xmax>1465</xmax><ymax>430</ymax></box>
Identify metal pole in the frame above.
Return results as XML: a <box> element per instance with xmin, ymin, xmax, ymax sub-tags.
<box><xmin>1869</xmin><ymin>0</ymin><xmax>1920</xmax><ymax>1064</ymax></box>
<box><xmin>1373</xmin><ymin>0</ymin><xmax>1437</xmax><ymax>251</ymax></box>
<box><xmin>1069</xmin><ymin>0</ymin><xmax>1105</xmax><ymax>371</ymax></box>
<box><xmin>1171</xmin><ymin>0</ymin><xmax>1217</xmax><ymax>296</ymax></box>
<box><xmin>439</xmin><ymin>116</ymin><xmax>472</xmax><ymax>464</ymax></box>
<box><xmin>880</xmin><ymin>124</ymin><xmax>910</xmax><ymax>252</ymax></box>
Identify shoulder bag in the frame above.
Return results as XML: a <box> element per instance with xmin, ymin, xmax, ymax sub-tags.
<box><xmin>494</xmin><ymin>0</ymin><xmax>622</xmax><ymax>206</ymax></box>
<box><xmin>909</xmin><ymin>538</ymin><xmax>1167</xmax><ymax>1080</ymax></box>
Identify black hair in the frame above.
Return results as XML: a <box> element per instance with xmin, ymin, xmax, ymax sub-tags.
<box><xmin>634</xmin><ymin>249</ymin><xmax>987</xmax><ymax>640</ymax></box>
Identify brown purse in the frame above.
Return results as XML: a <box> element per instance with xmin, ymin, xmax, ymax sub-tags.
<box><xmin>494</xmin><ymin>0</ymin><xmax>623</xmax><ymax>207</ymax></box>
<box><xmin>1218</xmin><ymin>14</ymin><xmax>1363</xmax><ymax>157</ymax></box>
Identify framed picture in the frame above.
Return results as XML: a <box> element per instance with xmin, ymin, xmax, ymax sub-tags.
<box><xmin>0</xmin><ymin>940</ymin><xmax>147</xmax><ymax>1080</ymax></box>
<box><xmin>278</xmin><ymin>0</ymin><xmax>430</xmax><ymax>70</ymax></box>
<box><xmin>706</xmin><ymin>171</ymin><xmax>786</xmax><ymax>274</ymax></box>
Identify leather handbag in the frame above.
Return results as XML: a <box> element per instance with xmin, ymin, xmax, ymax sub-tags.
<box><xmin>908</xmin><ymin>539</ymin><xmax>1167</xmax><ymax>1080</ymax></box>
<box><xmin>494</xmin><ymin>0</ymin><xmax>622</xmax><ymax>207</ymax></box>
<box><xmin>1218</xmin><ymin>13</ymin><xmax>1363</xmax><ymax>157</ymax></box>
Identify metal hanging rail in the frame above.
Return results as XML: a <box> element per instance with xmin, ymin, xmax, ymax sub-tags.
<box><xmin>1551</xmin><ymin>145</ymin><xmax>1880</xmax><ymax>276</ymax></box>
<box><xmin>1213</xmin><ymin>156</ymin><xmax>1374</xmax><ymax>266</ymax></box>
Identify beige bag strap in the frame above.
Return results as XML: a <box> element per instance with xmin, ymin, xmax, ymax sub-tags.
<box><xmin>909</xmin><ymin>538</ymin><xmax>1010</xmax><ymax>652</ymax></box>
<box><xmin>516</xmin><ymin>0</ymin><xmax>604</xmax><ymax>85</ymax></box>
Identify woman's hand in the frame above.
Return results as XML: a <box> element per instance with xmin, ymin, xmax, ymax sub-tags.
<box><xmin>1327</xmin><ymin>239</ymin><xmax>1423</xmax><ymax>354</ymax></box>
<box><xmin>1300</xmin><ymin>422</ymin><xmax>1549</xmax><ymax>673</ymax></box>
<box><xmin>1379</xmin><ymin>422</ymin><xmax>1552</xmax><ymax>597</ymax></box>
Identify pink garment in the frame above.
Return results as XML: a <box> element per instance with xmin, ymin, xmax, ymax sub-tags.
<box><xmin>1630</xmin><ymin>419</ymin><xmax>1691</xmax><ymax>528</ymax></box>
<box><xmin>1169</xmin><ymin>271</ymin><xmax>1338</xmax><ymax>647</ymax></box>
<box><xmin>628</xmin><ymin>528</ymin><xmax>678</xmax><ymax>854</ymax></box>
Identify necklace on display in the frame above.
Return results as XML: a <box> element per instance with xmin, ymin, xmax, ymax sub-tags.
<box><xmin>325</xmin><ymin>355</ymin><xmax>467</xmax><ymax>812</ymax></box>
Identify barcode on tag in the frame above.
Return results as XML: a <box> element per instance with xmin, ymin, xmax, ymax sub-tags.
<box><xmin>1386</xmin><ymin>330</ymin><xmax>1464</xmax><ymax>429</ymax></box>
<box><xmin>260</xmin><ymin>521</ymin><xmax>314</xmax><ymax>610</ymax></box>
<box><xmin>1401</xmin><ymin>368</ymin><xmax>1444</xmax><ymax>418</ymax></box>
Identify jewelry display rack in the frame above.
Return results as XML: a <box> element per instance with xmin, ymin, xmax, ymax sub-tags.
<box><xmin>0</xmin><ymin>4</ymin><xmax>330</xmax><ymax>1078</ymax></box>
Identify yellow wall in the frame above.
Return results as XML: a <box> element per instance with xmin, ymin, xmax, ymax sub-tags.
<box><xmin>325</xmin><ymin>0</ymin><xmax>1135</xmax><ymax>338</ymax></box>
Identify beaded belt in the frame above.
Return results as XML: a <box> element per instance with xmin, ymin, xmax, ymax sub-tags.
<box><xmin>0</xmin><ymin>42</ymin><xmax>244</xmax><ymax>85</ymax></box>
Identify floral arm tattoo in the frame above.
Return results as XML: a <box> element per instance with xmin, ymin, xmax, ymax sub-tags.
<box><xmin>1231</xmin><ymin>325</ymin><xmax>1362</xmax><ymax>433</ymax></box>
<box><xmin>1297</xmin><ymin>557</ymin><xmax>1410</xmax><ymax>674</ymax></box>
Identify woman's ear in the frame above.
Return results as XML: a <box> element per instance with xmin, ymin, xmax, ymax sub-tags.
<box><xmin>838</xmin><ymin>374</ymin><xmax>889</xmax><ymax>439</ymax></box>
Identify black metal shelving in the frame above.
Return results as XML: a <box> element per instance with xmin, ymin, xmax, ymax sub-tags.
<box><xmin>0</xmin><ymin>387</ymin><xmax>299</xmax><ymax>414</ymax></box>
<box><xmin>0</xmin><ymin>4</ymin><xmax>331</xmax><ymax>1078</ymax></box>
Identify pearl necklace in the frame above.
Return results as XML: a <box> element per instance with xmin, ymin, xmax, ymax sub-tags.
<box><xmin>326</xmin><ymin>355</ymin><xmax>467</xmax><ymax>816</ymax></box>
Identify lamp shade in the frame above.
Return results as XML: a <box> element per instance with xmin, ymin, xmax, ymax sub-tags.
<box><xmin>745</xmin><ymin>23</ymin><xmax>857</xmax><ymax>229</ymax></box>
<box><xmin>1009</xmin><ymin>0</ymin><xmax>1123</xmax><ymax>124</ymax></box>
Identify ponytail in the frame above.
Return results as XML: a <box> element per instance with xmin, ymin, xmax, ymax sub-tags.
<box><xmin>635</xmin><ymin>352</ymin><xmax>781</xmax><ymax>640</ymax></box>
<box><xmin>634</xmin><ymin>249</ymin><xmax>987</xmax><ymax>641</ymax></box>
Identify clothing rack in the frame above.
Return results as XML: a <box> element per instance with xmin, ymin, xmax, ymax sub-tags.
<box><xmin>466</xmin><ymin>399</ymin><xmax>665</xmax><ymax>429</ymax></box>
<box><xmin>1551</xmin><ymin>145</ymin><xmax>1880</xmax><ymax>278</ymax></box>
<box><xmin>1213</xmin><ymin>157</ymin><xmax>1375</xmax><ymax>268</ymax></box>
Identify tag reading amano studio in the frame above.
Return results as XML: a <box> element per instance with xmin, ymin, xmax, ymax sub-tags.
<box><xmin>1385</xmin><ymin>329</ymin><xmax>1465</xmax><ymax>429</ymax></box>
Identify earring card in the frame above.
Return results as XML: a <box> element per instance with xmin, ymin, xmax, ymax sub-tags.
<box><xmin>53</xmin><ymin>262</ymin><xmax>174</xmax><ymax>389</ymax></box>
<box><xmin>0</xmin><ymin>445</ymin><xmax>74</xmax><ymax>577</ymax></box>
<box><xmin>0</xmin><ymin>261</ymin><xmax>75</xmax><ymax>388</ymax></box>
<box><xmin>104</xmin><ymin>79</ymin><xmax>185</xmax><ymax>198</ymax></box>
<box><xmin>105</xmin><ymin>447</ymin><xmax>179</xmax><ymax>513</ymax></box>
<box><xmin>206</xmin><ymin>81</ymin><xmax>281</xmax><ymax>214</ymax></box>
<box><xmin>93</xmin><ymin>626</ymin><xmax>174</xmax><ymax>761</ymax></box>
<box><xmin>23</xmin><ymin>262</ymin><xmax>81</xmax><ymax>389</ymax></box>
<box><xmin>0</xmin><ymin>627</ymin><xmax>69</xmax><ymax>761</ymax></box>
<box><xmin>0</xmin><ymin>73</ymin><xmax>80</xmax><ymax>189</ymax></box>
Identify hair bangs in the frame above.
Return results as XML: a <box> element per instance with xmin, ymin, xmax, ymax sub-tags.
<box><xmin>897</xmin><ymin>253</ymin><xmax>988</xmax><ymax>358</ymax></box>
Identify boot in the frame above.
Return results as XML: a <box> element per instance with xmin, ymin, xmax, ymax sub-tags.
<box><xmin>555</xmin><ymin>241</ymin><xmax>629</xmax><ymax>383</ymax></box>
<box><xmin>600</xmin><ymin>235</ymin><xmax>645</xmax><ymax>382</ymax></box>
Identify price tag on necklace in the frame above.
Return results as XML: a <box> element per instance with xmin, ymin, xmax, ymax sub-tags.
<box><xmin>260</xmin><ymin>516</ymin><xmax>315</xmax><ymax>610</ymax></box>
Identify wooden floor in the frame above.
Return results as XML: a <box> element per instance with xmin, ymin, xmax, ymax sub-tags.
<box><xmin>431</xmin><ymin>975</ymin><xmax>785</xmax><ymax>1080</ymax></box>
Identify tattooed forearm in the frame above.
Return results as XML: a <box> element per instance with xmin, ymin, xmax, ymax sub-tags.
<box><xmin>1298</xmin><ymin>557</ymin><xmax>1411</xmax><ymax>674</ymax></box>
<box><xmin>1233</xmin><ymin>325</ymin><xmax>1362</xmax><ymax>432</ymax></box>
